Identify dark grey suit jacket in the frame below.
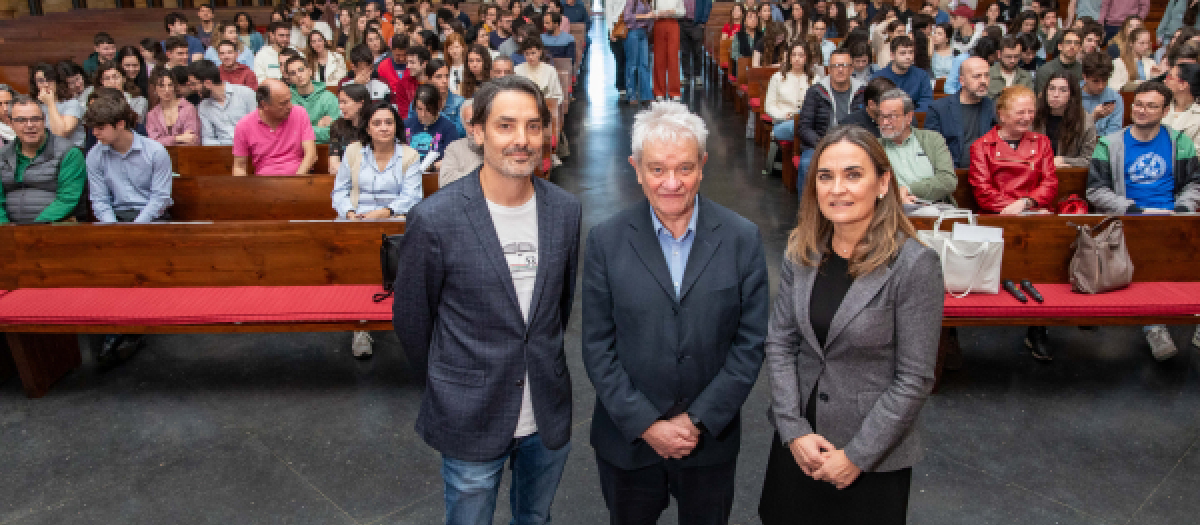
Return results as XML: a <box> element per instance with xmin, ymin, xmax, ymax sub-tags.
<box><xmin>765</xmin><ymin>238</ymin><xmax>943</xmax><ymax>472</ymax></box>
<box><xmin>582</xmin><ymin>197</ymin><xmax>768</xmax><ymax>470</ymax></box>
<box><xmin>393</xmin><ymin>169</ymin><xmax>581</xmax><ymax>462</ymax></box>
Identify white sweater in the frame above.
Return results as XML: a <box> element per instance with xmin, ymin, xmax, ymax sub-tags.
<box><xmin>765</xmin><ymin>71</ymin><xmax>815</xmax><ymax>122</ymax></box>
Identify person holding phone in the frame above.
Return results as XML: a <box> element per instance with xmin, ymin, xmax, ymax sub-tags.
<box><xmin>1080</xmin><ymin>50</ymin><xmax>1125</xmax><ymax>136</ymax></box>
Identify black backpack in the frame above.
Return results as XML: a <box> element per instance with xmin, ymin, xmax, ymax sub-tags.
<box><xmin>373</xmin><ymin>233</ymin><xmax>404</xmax><ymax>302</ymax></box>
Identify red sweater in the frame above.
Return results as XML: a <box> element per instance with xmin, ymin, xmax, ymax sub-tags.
<box><xmin>220</xmin><ymin>63</ymin><xmax>259</xmax><ymax>91</ymax></box>
<box><xmin>969</xmin><ymin>128</ymin><xmax>1059</xmax><ymax>212</ymax></box>
<box><xmin>376</xmin><ymin>57</ymin><xmax>418</xmax><ymax>113</ymax></box>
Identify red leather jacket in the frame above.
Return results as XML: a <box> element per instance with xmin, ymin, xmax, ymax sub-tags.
<box><xmin>969</xmin><ymin>127</ymin><xmax>1059</xmax><ymax>213</ymax></box>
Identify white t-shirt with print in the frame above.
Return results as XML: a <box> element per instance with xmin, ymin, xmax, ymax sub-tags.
<box><xmin>487</xmin><ymin>194</ymin><xmax>540</xmax><ymax>438</ymax></box>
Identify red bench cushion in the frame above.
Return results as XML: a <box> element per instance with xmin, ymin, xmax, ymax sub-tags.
<box><xmin>943</xmin><ymin>282</ymin><xmax>1200</xmax><ymax>318</ymax></box>
<box><xmin>0</xmin><ymin>286</ymin><xmax>393</xmax><ymax>325</ymax></box>
<box><xmin>793</xmin><ymin>155</ymin><xmax>801</xmax><ymax>168</ymax></box>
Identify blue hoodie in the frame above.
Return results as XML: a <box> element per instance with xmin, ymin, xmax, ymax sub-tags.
<box><xmin>872</xmin><ymin>63</ymin><xmax>934</xmax><ymax>112</ymax></box>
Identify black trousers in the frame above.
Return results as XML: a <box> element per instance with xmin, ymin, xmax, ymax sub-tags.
<box><xmin>678</xmin><ymin>20</ymin><xmax>705</xmax><ymax>79</ymax></box>
<box><xmin>758</xmin><ymin>434</ymin><xmax>911</xmax><ymax>525</ymax></box>
<box><xmin>597</xmin><ymin>455</ymin><xmax>736</xmax><ymax>525</ymax></box>
<box><xmin>610</xmin><ymin>36</ymin><xmax>627</xmax><ymax>91</ymax></box>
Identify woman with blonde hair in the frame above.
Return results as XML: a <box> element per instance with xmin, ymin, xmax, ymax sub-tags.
<box><xmin>1106</xmin><ymin>15</ymin><xmax>1142</xmax><ymax>59</ymax></box>
<box><xmin>759</xmin><ymin>124</ymin><xmax>943</xmax><ymax>525</ymax></box>
<box><xmin>1109</xmin><ymin>28</ymin><xmax>1161</xmax><ymax>90</ymax></box>
<box><xmin>443</xmin><ymin>33</ymin><xmax>468</xmax><ymax>95</ymax></box>
<box><xmin>306</xmin><ymin>31</ymin><xmax>347</xmax><ymax>85</ymax></box>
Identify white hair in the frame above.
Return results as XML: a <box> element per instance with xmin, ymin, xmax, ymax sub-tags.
<box><xmin>631</xmin><ymin>101</ymin><xmax>708</xmax><ymax>163</ymax></box>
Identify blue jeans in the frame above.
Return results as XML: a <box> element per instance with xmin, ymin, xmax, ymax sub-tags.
<box><xmin>772</xmin><ymin>120</ymin><xmax>795</xmax><ymax>141</ymax></box>
<box><xmin>442</xmin><ymin>433</ymin><xmax>570</xmax><ymax>525</ymax></box>
<box><xmin>796</xmin><ymin>149</ymin><xmax>814</xmax><ymax>200</ymax></box>
<box><xmin>624</xmin><ymin>28</ymin><xmax>653</xmax><ymax>101</ymax></box>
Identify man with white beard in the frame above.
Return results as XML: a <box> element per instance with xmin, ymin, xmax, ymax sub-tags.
<box><xmin>877</xmin><ymin>89</ymin><xmax>958</xmax><ymax>204</ymax></box>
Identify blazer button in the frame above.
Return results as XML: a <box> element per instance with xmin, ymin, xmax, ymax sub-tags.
<box><xmin>516</xmin><ymin>379</ymin><xmax>525</xmax><ymax>387</ymax></box>
<box><xmin>819</xmin><ymin>393</ymin><xmax>829</xmax><ymax>402</ymax></box>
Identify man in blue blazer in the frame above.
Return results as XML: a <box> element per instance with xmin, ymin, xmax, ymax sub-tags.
<box><xmin>394</xmin><ymin>77</ymin><xmax>581</xmax><ymax>525</ymax></box>
<box><xmin>582</xmin><ymin>101</ymin><xmax>768</xmax><ymax>525</ymax></box>
<box><xmin>925</xmin><ymin>56</ymin><xmax>997</xmax><ymax>169</ymax></box>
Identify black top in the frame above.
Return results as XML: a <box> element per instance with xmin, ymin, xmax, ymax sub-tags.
<box><xmin>961</xmin><ymin>100</ymin><xmax>984</xmax><ymax>151</ymax></box>
<box><xmin>1045</xmin><ymin>114</ymin><xmax>1062</xmax><ymax>155</ymax></box>
<box><xmin>1005</xmin><ymin>138</ymin><xmax>1021</xmax><ymax>150</ymax></box>
<box><xmin>806</xmin><ymin>250</ymin><xmax>854</xmax><ymax>431</ymax></box>
<box><xmin>736</xmin><ymin>30</ymin><xmax>761</xmax><ymax>61</ymax></box>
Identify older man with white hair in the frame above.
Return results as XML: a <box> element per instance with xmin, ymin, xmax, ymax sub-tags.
<box><xmin>582</xmin><ymin>101</ymin><xmax>768</xmax><ymax>525</ymax></box>
<box><xmin>877</xmin><ymin>89</ymin><xmax>958</xmax><ymax>204</ymax></box>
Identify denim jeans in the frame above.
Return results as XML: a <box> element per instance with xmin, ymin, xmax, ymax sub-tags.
<box><xmin>796</xmin><ymin>149</ymin><xmax>814</xmax><ymax>201</ymax></box>
<box><xmin>442</xmin><ymin>433</ymin><xmax>570</xmax><ymax>525</ymax></box>
<box><xmin>772</xmin><ymin>120</ymin><xmax>795</xmax><ymax>141</ymax></box>
<box><xmin>624</xmin><ymin>28</ymin><xmax>653</xmax><ymax>101</ymax></box>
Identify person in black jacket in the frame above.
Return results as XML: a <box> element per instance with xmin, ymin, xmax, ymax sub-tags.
<box><xmin>842</xmin><ymin>76</ymin><xmax>896</xmax><ymax>137</ymax></box>
<box><xmin>795</xmin><ymin>48</ymin><xmax>866</xmax><ymax>191</ymax></box>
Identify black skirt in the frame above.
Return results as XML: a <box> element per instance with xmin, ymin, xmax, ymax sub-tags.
<box><xmin>758</xmin><ymin>434</ymin><xmax>912</xmax><ymax>525</ymax></box>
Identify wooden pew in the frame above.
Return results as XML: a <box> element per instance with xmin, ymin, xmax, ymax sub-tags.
<box><xmin>169</xmin><ymin>173</ymin><xmax>441</xmax><ymax>221</ymax></box>
<box><xmin>167</xmin><ymin>145</ymin><xmax>331</xmax><ymax>176</ymax></box>
<box><xmin>951</xmin><ymin>167</ymin><xmax>1088</xmax><ymax>213</ymax></box>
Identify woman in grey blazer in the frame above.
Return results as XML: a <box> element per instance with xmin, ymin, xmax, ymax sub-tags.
<box><xmin>758</xmin><ymin>126</ymin><xmax>945</xmax><ymax>525</ymax></box>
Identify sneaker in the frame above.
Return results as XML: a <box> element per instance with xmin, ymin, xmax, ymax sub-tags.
<box><xmin>1025</xmin><ymin>326</ymin><xmax>1053</xmax><ymax>362</ymax></box>
<box><xmin>1145</xmin><ymin>325</ymin><xmax>1178</xmax><ymax>361</ymax></box>
<box><xmin>618</xmin><ymin>89</ymin><xmax>627</xmax><ymax>97</ymax></box>
<box><xmin>352</xmin><ymin>331</ymin><xmax>373</xmax><ymax>359</ymax></box>
<box><xmin>1192</xmin><ymin>325</ymin><xmax>1200</xmax><ymax>348</ymax></box>
<box><xmin>671</xmin><ymin>95</ymin><xmax>682</xmax><ymax>102</ymax></box>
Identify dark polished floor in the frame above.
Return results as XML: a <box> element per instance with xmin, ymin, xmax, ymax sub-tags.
<box><xmin>4</xmin><ymin>22</ymin><xmax>1200</xmax><ymax>525</ymax></box>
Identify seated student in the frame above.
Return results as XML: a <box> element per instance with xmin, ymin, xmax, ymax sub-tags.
<box><xmin>162</xmin><ymin>12</ymin><xmax>207</xmax><ymax>63</ymax></box>
<box><xmin>403</xmin><ymin>85</ymin><xmax>461</xmax><ymax>161</ymax></box>
<box><xmin>233</xmin><ymin>79</ymin><xmax>318</xmax><ymax>176</ymax></box>
<box><xmin>1110</xmin><ymin>28</ymin><xmax>1163</xmax><ymax>91</ymax></box>
<box><xmin>877</xmin><ymin>88</ymin><xmax>957</xmax><ymax>203</ymax></box>
<box><xmin>540</xmin><ymin>12</ymin><xmax>577</xmax><ymax>63</ymax></box>
<box><xmin>284</xmin><ymin>57</ymin><xmax>340</xmax><ymax>144</ymax></box>
<box><xmin>376</xmin><ymin>35</ymin><xmax>413</xmax><ymax>108</ymax></box>
<box><xmin>460</xmin><ymin>44</ymin><xmax>494</xmax><ymax>99</ymax></box>
<box><xmin>341</xmin><ymin>44</ymin><xmax>394</xmax><ymax>103</ymax></box>
<box><xmin>843</xmin><ymin>76</ymin><xmax>897</xmax><ymax>137</ymax></box>
<box><xmin>306</xmin><ymin>32</ymin><xmax>346</xmax><ymax>86</ymax></box>
<box><xmin>767</xmin><ymin>41</ymin><xmax>821</xmax><ymax>141</ymax></box>
<box><xmin>752</xmin><ymin>21</ymin><xmax>790</xmax><ymax>68</ymax></box>
<box><xmin>872</xmin><ymin>35</ymin><xmax>933</xmax><ymax>111</ymax></box>
<box><xmin>190</xmin><ymin>60</ymin><xmax>258</xmax><ymax>146</ymax></box>
<box><xmin>1034</xmin><ymin>72</ymin><xmax>1099</xmax><ymax>167</ymax></box>
<box><xmin>489</xmin><ymin>10</ymin><xmax>516</xmax><ymax>50</ymax></box>
<box><xmin>0</xmin><ymin>85</ymin><xmax>15</xmax><ymax>144</ymax></box>
<box><xmin>255</xmin><ymin>22</ymin><xmax>296</xmax><ymax>82</ymax></box>
<box><xmin>439</xmin><ymin>100</ymin><xmax>484</xmax><ymax>188</ymax></box>
<box><xmin>731</xmin><ymin>10</ymin><xmax>764</xmax><ymax>69</ymax></box>
<box><xmin>1035</xmin><ymin>29</ymin><xmax>1083</xmax><ymax>94</ymax></box>
<box><xmin>513</xmin><ymin>36</ymin><xmax>563</xmax><ymax>105</ymax></box>
<box><xmin>1016</xmin><ymin>32</ymin><xmax>1043</xmax><ymax>73</ymax></box>
<box><xmin>83</xmin><ymin>32</ymin><xmax>118</xmax><ymax>77</ymax></box>
<box><xmin>145</xmin><ymin>69</ymin><xmax>201</xmax><ymax>146</ymax></box>
<box><xmin>171</xmin><ymin>65</ymin><xmax>203</xmax><ymax>107</ymax></box>
<box><xmin>205</xmin><ymin>22</ymin><xmax>257</xmax><ymax>68</ymax></box>
<box><xmin>332</xmin><ymin>99</ymin><xmax>423</xmax><ymax>221</ymax></box>
<box><xmin>848</xmin><ymin>40</ymin><xmax>877</xmax><ymax>84</ymax></box>
<box><xmin>1164</xmin><ymin>63</ymin><xmax>1200</xmax><ymax>144</ymax></box>
<box><xmin>990</xmin><ymin>35</ymin><xmax>1034</xmax><ymax>97</ymax></box>
<box><xmin>31</xmin><ymin>63</ymin><xmax>85</xmax><ymax>148</ymax></box>
<box><xmin>1080</xmin><ymin>50</ymin><xmax>1125</xmax><ymax>136</ymax></box>
<box><xmin>416</xmin><ymin>59</ymin><xmax>468</xmax><ymax>137</ymax></box>
<box><xmin>0</xmin><ymin>95</ymin><xmax>86</xmax><ymax>224</ymax></box>
<box><xmin>795</xmin><ymin>48</ymin><xmax>867</xmax><ymax>187</ymax></box>
<box><xmin>328</xmin><ymin>83</ymin><xmax>369</xmax><ymax>176</ymax></box>
<box><xmin>811</xmin><ymin>16</ymin><xmax>840</xmax><ymax>65</ymax></box>
<box><xmin>1086</xmin><ymin>82</ymin><xmax>1200</xmax><ymax>362</ymax></box>
<box><xmin>491</xmin><ymin>55</ymin><xmax>516</xmax><ymax>79</ymax></box>
<box><xmin>290</xmin><ymin>9</ymin><xmax>334</xmax><ymax>50</ymax></box>
<box><xmin>1080</xmin><ymin>22</ymin><xmax>1105</xmax><ymax>56</ymax></box>
<box><xmin>82</xmin><ymin>62</ymin><xmax>150</xmax><ymax>123</ymax></box>
<box><xmin>500</xmin><ymin>24</ymin><xmax>540</xmax><ymax>66</ymax></box>
<box><xmin>162</xmin><ymin>36</ymin><xmax>193</xmax><ymax>72</ymax></box>
<box><xmin>234</xmin><ymin>11</ymin><xmax>266</xmax><ymax>54</ymax></box>
<box><xmin>216</xmin><ymin>39</ymin><xmax>260</xmax><ymax>90</ymax></box>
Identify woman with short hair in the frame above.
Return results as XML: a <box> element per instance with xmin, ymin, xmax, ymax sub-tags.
<box><xmin>759</xmin><ymin>125</ymin><xmax>943</xmax><ymax>525</ymax></box>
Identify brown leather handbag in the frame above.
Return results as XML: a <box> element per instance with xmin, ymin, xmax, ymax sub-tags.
<box><xmin>1068</xmin><ymin>217</ymin><xmax>1134</xmax><ymax>294</ymax></box>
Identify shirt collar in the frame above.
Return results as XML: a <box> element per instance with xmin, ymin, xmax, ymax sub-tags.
<box><xmin>650</xmin><ymin>196</ymin><xmax>700</xmax><ymax>241</ymax></box>
<box><xmin>15</xmin><ymin>135</ymin><xmax>49</xmax><ymax>160</ymax></box>
<box><xmin>883</xmin><ymin>129</ymin><xmax>916</xmax><ymax>147</ymax></box>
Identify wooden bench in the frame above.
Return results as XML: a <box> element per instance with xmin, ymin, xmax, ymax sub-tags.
<box><xmin>951</xmin><ymin>167</ymin><xmax>1088</xmax><ymax>213</ymax></box>
<box><xmin>0</xmin><ymin>219</ymin><xmax>406</xmax><ymax>398</ymax></box>
<box><xmin>167</xmin><ymin>145</ymin><xmax>332</xmax><ymax>176</ymax></box>
<box><xmin>169</xmin><ymin>173</ymin><xmax>440</xmax><ymax>221</ymax></box>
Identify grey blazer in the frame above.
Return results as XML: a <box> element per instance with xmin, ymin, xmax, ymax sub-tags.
<box><xmin>393</xmin><ymin>169</ymin><xmax>581</xmax><ymax>462</ymax></box>
<box><xmin>582</xmin><ymin>197</ymin><xmax>769</xmax><ymax>470</ymax></box>
<box><xmin>764</xmin><ymin>238</ymin><xmax>943</xmax><ymax>473</ymax></box>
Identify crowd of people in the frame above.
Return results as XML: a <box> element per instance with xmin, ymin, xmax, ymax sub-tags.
<box><xmin>2</xmin><ymin>1</ymin><xmax>1199</xmax><ymax>525</ymax></box>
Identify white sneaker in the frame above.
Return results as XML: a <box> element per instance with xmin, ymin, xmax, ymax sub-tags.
<box><xmin>1192</xmin><ymin>325</ymin><xmax>1200</xmax><ymax>348</ymax></box>
<box><xmin>352</xmin><ymin>330</ymin><xmax>373</xmax><ymax>359</ymax></box>
<box><xmin>1145</xmin><ymin>325</ymin><xmax>1178</xmax><ymax>361</ymax></box>
<box><xmin>671</xmin><ymin>95</ymin><xmax>683</xmax><ymax>102</ymax></box>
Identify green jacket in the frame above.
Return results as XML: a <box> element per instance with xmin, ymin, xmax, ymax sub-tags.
<box><xmin>291</xmin><ymin>82</ymin><xmax>341</xmax><ymax>144</ymax></box>
<box><xmin>887</xmin><ymin>128</ymin><xmax>958</xmax><ymax>204</ymax></box>
<box><xmin>1087</xmin><ymin>125</ymin><xmax>1200</xmax><ymax>213</ymax></box>
<box><xmin>82</xmin><ymin>52</ymin><xmax>102</xmax><ymax>76</ymax></box>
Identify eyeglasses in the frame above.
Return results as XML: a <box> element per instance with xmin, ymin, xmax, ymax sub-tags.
<box><xmin>829</xmin><ymin>63</ymin><xmax>852</xmax><ymax>69</ymax></box>
<box><xmin>878</xmin><ymin>113</ymin><xmax>908</xmax><ymax>122</ymax></box>
<box><xmin>12</xmin><ymin>116</ymin><xmax>44</xmax><ymax>125</ymax></box>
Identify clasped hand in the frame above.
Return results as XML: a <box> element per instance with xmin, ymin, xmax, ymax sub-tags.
<box><xmin>789</xmin><ymin>434</ymin><xmax>862</xmax><ymax>490</ymax></box>
<box><xmin>641</xmin><ymin>413</ymin><xmax>701</xmax><ymax>459</ymax></box>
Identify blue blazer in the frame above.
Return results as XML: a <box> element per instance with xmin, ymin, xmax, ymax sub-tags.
<box><xmin>394</xmin><ymin>170</ymin><xmax>582</xmax><ymax>462</ymax></box>
<box><xmin>582</xmin><ymin>197</ymin><xmax>768</xmax><ymax>470</ymax></box>
<box><xmin>924</xmin><ymin>94</ymin><xmax>996</xmax><ymax>169</ymax></box>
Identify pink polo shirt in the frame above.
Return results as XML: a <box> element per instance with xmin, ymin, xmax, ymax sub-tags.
<box><xmin>232</xmin><ymin>105</ymin><xmax>316</xmax><ymax>176</ymax></box>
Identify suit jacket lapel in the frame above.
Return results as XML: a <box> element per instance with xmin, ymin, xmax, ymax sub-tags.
<box><xmin>461</xmin><ymin>172</ymin><xmax>523</xmax><ymax>315</ymax></box>
<box><xmin>628</xmin><ymin>201</ymin><xmax>679</xmax><ymax>302</ymax></box>
<box><xmin>824</xmin><ymin>263</ymin><xmax>892</xmax><ymax>352</ymax></box>
<box><xmin>525</xmin><ymin>179</ymin><xmax>555</xmax><ymax>327</ymax></box>
<box><xmin>793</xmin><ymin>262</ymin><xmax>824</xmax><ymax>360</ymax></box>
<box><xmin>678</xmin><ymin>197</ymin><xmax>721</xmax><ymax>302</ymax></box>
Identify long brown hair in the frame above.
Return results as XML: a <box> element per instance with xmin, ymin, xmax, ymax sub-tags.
<box><xmin>780</xmin><ymin>39</ymin><xmax>818</xmax><ymax>83</ymax></box>
<box><xmin>1034</xmin><ymin>71</ymin><xmax>1086</xmax><ymax>156</ymax></box>
<box><xmin>1111</xmin><ymin>15</ymin><xmax>1142</xmax><ymax>52</ymax></box>
<box><xmin>786</xmin><ymin>126</ymin><xmax>918</xmax><ymax>277</ymax></box>
<box><xmin>761</xmin><ymin>21</ymin><xmax>790</xmax><ymax>65</ymax></box>
<box><xmin>460</xmin><ymin>44</ymin><xmax>492</xmax><ymax>99</ymax></box>
<box><xmin>1121</xmin><ymin>28</ymin><xmax>1149</xmax><ymax>83</ymax></box>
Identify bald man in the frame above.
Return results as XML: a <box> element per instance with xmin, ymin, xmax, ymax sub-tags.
<box><xmin>232</xmin><ymin>79</ymin><xmax>317</xmax><ymax>176</ymax></box>
<box><xmin>924</xmin><ymin>57</ymin><xmax>997</xmax><ymax>168</ymax></box>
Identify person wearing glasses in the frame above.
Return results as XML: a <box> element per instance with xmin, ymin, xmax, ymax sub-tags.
<box><xmin>877</xmin><ymin>89</ymin><xmax>957</xmax><ymax>204</ymax></box>
<box><xmin>795</xmin><ymin>48</ymin><xmax>867</xmax><ymax>193</ymax></box>
<box><xmin>0</xmin><ymin>95</ymin><xmax>86</xmax><ymax>223</ymax></box>
<box><xmin>0</xmin><ymin>85</ymin><xmax>16</xmax><ymax>143</ymax></box>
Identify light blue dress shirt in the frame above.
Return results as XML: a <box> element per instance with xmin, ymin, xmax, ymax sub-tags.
<box><xmin>1082</xmin><ymin>85</ymin><xmax>1124</xmax><ymax>136</ymax></box>
<box><xmin>331</xmin><ymin>143</ymin><xmax>424</xmax><ymax>217</ymax></box>
<box><xmin>650</xmin><ymin>197</ymin><xmax>699</xmax><ymax>298</ymax></box>
<box><xmin>86</xmin><ymin>132</ymin><xmax>174</xmax><ymax>223</ymax></box>
<box><xmin>204</xmin><ymin>46</ymin><xmax>256</xmax><ymax>67</ymax></box>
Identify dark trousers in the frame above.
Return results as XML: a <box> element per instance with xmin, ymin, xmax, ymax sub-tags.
<box><xmin>610</xmin><ymin>36</ymin><xmax>627</xmax><ymax>92</ymax></box>
<box><xmin>597</xmin><ymin>455</ymin><xmax>736</xmax><ymax>525</ymax></box>
<box><xmin>679</xmin><ymin>20</ymin><xmax>705</xmax><ymax>79</ymax></box>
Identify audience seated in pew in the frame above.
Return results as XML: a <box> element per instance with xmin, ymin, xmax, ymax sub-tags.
<box><xmin>766</xmin><ymin>40</ymin><xmax>820</xmax><ymax>142</ymax></box>
<box><xmin>989</xmin><ymin>35</ymin><xmax>1034</xmax><ymax>97</ymax></box>
<box><xmin>375</xmin><ymin>34</ymin><xmax>414</xmax><ymax>110</ymax></box>
<box><xmin>926</xmin><ymin>57</ymin><xmax>996</xmax><ymax>169</ymax></box>
<box><xmin>871</xmin><ymin>35</ymin><xmax>933</xmax><ymax>111</ymax></box>
<box><xmin>205</xmin><ymin>22</ymin><xmax>257</xmax><ymax>68</ymax></box>
<box><xmin>1081</xmin><ymin>50</ymin><xmax>1125</xmax><ymax>136</ymax></box>
<box><xmin>1035</xmin><ymin>29</ymin><xmax>1083</xmax><ymax>95</ymax></box>
<box><xmin>162</xmin><ymin>36</ymin><xmax>194</xmax><ymax>70</ymax></box>
<box><xmin>79</xmin><ymin>62</ymin><xmax>149</xmax><ymax>131</ymax></box>
<box><xmin>85</xmin><ymin>88</ymin><xmax>174</xmax><ymax>223</ymax></box>
<box><xmin>1034</xmin><ymin>71</ymin><xmax>1099</xmax><ymax>168</ymax></box>
<box><xmin>842</xmin><ymin>76</ymin><xmax>895</xmax><ymax>137</ymax></box>
<box><xmin>255</xmin><ymin>21</ymin><xmax>295</xmax><ymax>82</ymax></box>
<box><xmin>32</xmin><ymin>63</ymin><xmax>86</xmax><ymax>148</ymax></box>
<box><xmin>146</xmin><ymin>68</ymin><xmax>202</xmax><ymax>146</ymax></box>
<box><xmin>83</xmin><ymin>32</ymin><xmax>119</xmax><ymax>77</ymax></box>
<box><xmin>0</xmin><ymin>95</ymin><xmax>86</xmax><ymax>223</ymax></box>
<box><xmin>491</xmin><ymin>54</ymin><xmax>515</xmax><ymax>78</ymax></box>
<box><xmin>1086</xmin><ymin>81</ymin><xmax>1200</xmax><ymax>361</ymax></box>
<box><xmin>284</xmin><ymin>56</ymin><xmax>341</xmax><ymax>143</ymax></box>
<box><xmin>163</xmin><ymin>11</ymin><xmax>207</xmax><ymax>63</ymax></box>
<box><xmin>414</xmin><ymin>59</ymin><xmax>468</xmax><ymax>136</ymax></box>
<box><xmin>877</xmin><ymin>88</ymin><xmax>956</xmax><ymax>204</ymax></box>
<box><xmin>1163</xmin><ymin>62</ymin><xmax>1200</xmax><ymax>144</ymax></box>
<box><xmin>342</xmin><ymin>44</ymin><xmax>395</xmax><ymax>103</ymax></box>
<box><xmin>0</xmin><ymin>86</ymin><xmax>16</xmax><ymax>143</ymax></box>
<box><xmin>215</xmin><ymin>38</ymin><xmax>260</xmax><ymax>90</ymax></box>
<box><xmin>795</xmin><ymin>48</ymin><xmax>866</xmax><ymax>190</ymax></box>
<box><xmin>328</xmin><ymin>83</ymin><xmax>369</xmax><ymax>176</ymax></box>
<box><xmin>404</xmin><ymin>85</ymin><xmax>461</xmax><ymax>166</ymax></box>
<box><xmin>440</xmin><ymin>99</ymin><xmax>484</xmax><ymax>187</ymax></box>
<box><xmin>190</xmin><ymin>60</ymin><xmax>257</xmax><ymax>145</ymax></box>
<box><xmin>233</xmin><ymin>79</ymin><xmax>317</xmax><ymax>176</ymax></box>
